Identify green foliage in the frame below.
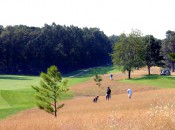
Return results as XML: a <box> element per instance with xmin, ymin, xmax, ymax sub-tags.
<box><xmin>168</xmin><ymin>52</ymin><xmax>175</xmax><ymax>61</ymax></box>
<box><xmin>32</xmin><ymin>65</ymin><xmax>69</xmax><ymax>117</ymax></box>
<box><xmin>162</xmin><ymin>30</ymin><xmax>175</xmax><ymax>71</ymax></box>
<box><xmin>93</xmin><ymin>71</ymin><xmax>102</xmax><ymax>87</ymax></box>
<box><xmin>0</xmin><ymin>24</ymin><xmax>112</xmax><ymax>75</ymax></box>
<box><xmin>112</xmin><ymin>30</ymin><xmax>146</xmax><ymax>79</ymax></box>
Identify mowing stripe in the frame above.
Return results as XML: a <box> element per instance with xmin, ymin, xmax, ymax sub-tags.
<box><xmin>0</xmin><ymin>90</ymin><xmax>11</xmax><ymax>109</ymax></box>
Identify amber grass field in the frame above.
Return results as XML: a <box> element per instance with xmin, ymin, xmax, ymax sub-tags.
<box><xmin>0</xmin><ymin>67</ymin><xmax>175</xmax><ymax>130</ymax></box>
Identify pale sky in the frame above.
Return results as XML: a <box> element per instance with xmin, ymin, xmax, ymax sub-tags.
<box><xmin>1</xmin><ymin>0</ymin><xmax>175</xmax><ymax>39</ymax></box>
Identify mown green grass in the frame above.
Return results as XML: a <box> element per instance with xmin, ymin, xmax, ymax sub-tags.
<box><xmin>0</xmin><ymin>75</ymin><xmax>40</xmax><ymax>119</ymax></box>
<box><xmin>0</xmin><ymin>106</ymin><xmax>32</xmax><ymax>119</ymax></box>
<box><xmin>0</xmin><ymin>75</ymin><xmax>40</xmax><ymax>90</ymax></box>
<box><xmin>122</xmin><ymin>74</ymin><xmax>175</xmax><ymax>88</ymax></box>
<box><xmin>0</xmin><ymin>66</ymin><xmax>117</xmax><ymax>119</ymax></box>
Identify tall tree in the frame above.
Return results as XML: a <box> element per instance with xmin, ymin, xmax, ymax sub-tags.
<box><xmin>109</xmin><ymin>35</ymin><xmax>119</xmax><ymax>45</ymax></box>
<box><xmin>145</xmin><ymin>35</ymin><xmax>164</xmax><ymax>75</ymax></box>
<box><xmin>32</xmin><ymin>65</ymin><xmax>69</xmax><ymax>117</ymax></box>
<box><xmin>112</xmin><ymin>30</ymin><xmax>146</xmax><ymax>79</ymax></box>
<box><xmin>162</xmin><ymin>30</ymin><xmax>175</xmax><ymax>72</ymax></box>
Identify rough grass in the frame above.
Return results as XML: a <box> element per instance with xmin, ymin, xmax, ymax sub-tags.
<box><xmin>0</xmin><ymin>89</ymin><xmax>175</xmax><ymax>130</ymax></box>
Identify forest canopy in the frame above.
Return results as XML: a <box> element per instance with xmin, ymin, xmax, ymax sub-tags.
<box><xmin>0</xmin><ymin>23</ymin><xmax>112</xmax><ymax>75</ymax></box>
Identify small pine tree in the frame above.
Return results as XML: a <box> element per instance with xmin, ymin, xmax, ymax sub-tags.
<box><xmin>32</xmin><ymin>65</ymin><xmax>69</xmax><ymax>117</ymax></box>
<box><xmin>94</xmin><ymin>71</ymin><xmax>102</xmax><ymax>87</ymax></box>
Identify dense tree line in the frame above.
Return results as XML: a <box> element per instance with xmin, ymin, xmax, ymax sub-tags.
<box><xmin>0</xmin><ymin>23</ymin><xmax>112</xmax><ymax>75</ymax></box>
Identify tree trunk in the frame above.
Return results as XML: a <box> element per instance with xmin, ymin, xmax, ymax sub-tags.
<box><xmin>128</xmin><ymin>70</ymin><xmax>131</xmax><ymax>79</ymax></box>
<box><xmin>54</xmin><ymin>98</ymin><xmax>57</xmax><ymax>117</ymax></box>
<box><xmin>172</xmin><ymin>62</ymin><xmax>175</xmax><ymax>72</ymax></box>
<box><xmin>148</xmin><ymin>65</ymin><xmax>151</xmax><ymax>75</ymax></box>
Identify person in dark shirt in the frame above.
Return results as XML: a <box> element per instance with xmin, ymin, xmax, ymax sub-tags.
<box><xmin>106</xmin><ymin>87</ymin><xmax>111</xmax><ymax>100</ymax></box>
<box><xmin>93</xmin><ymin>96</ymin><xmax>99</xmax><ymax>103</ymax></box>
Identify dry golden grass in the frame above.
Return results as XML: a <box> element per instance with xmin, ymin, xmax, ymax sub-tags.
<box><xmin>1</xmin><ymin>89</ymin><xmax>175</xmax><ymax>130</ymax></box>
<box><xmin>1</xmin><ymin>67</ymin><xmax>175</xmax><ymax>130</ymax></box>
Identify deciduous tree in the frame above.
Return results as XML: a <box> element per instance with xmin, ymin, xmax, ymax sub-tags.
<box><xmin>112</xmin><ymin>30</ymin><xmax>146</xmax><ymax>79</ymax></box>
<box><xmin>145</xmin><ymin>35</ymin><xmax>164</xmax><ymax>75</ymax></box>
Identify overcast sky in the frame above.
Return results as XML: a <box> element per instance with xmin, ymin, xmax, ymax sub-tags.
<box><xmin>1</xmin><ymin>0</ymin><xmax>175</xmax><ymax>39</ymax></box>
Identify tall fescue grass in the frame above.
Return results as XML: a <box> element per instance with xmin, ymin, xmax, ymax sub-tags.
<box><xmin>1</xmin><ymin>89</ymin><xmax>175</xmax><ymax>130</ymax></box>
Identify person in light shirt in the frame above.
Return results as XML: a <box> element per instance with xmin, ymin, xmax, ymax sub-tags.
<box><xmin>127</xmin><ymin>89</ymin><xmax>132</xmax><ymax>99</ymax></box>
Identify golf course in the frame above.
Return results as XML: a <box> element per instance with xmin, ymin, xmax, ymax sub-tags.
<box><xmin>0</xmin><ymin>66</ymin><xmax>175</xmax><ymax>130</ymax></box>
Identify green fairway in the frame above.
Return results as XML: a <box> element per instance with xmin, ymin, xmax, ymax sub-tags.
<box><xmin>0</xmin><ymin>107</ymin><xmax>32</xmax><ymax>119</ymax></box>
<box><xmin>122</xmin><ymin>74</ymin><xmax>175</xmax><ymax>88</ymax></box>
<box><xmin>0</xmin><ymin>75</ymin><xmax>40</xmax><ymax>90</ymax></box>
<box><xmin>0</xmin><ymin>75</ymin><xmax>40</xmax><ymax>119</ymax></box>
